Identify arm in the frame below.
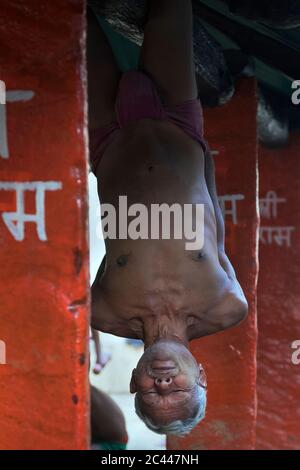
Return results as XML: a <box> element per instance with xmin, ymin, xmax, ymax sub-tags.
<box><xmin>204</xmin><ymin>150</ymin><xmax>239</xmax><ymax>282</ymax></box>
<box><xmin>87</xmin><ymin>6</ymin><xmax>120</xmax><ymax>131</ymax></box>
<box><xmin>203</xmin><ymin>151</ymin><xmax>248</xmax><ymax>331</ymax></box>
<box><xmin>139</xmin><ymin>0</ymin><xmax>197</xmax><ymax>105</ymax></box>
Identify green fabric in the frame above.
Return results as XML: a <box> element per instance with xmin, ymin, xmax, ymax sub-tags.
<box><xmin>96</xmin><ymin>15</ymin><xmax>140</xmax><ymax>72</ymax></box>
<box><xmin>97</xmin><ymin>441</ymin><xmax>127</xmax><ymax>450</ymax></box>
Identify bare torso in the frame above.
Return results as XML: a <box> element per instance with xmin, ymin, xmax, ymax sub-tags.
<box><xmin>92</xmin><ymin>120</ymin><xmax>246</xmax><ymax>341</ymax></box>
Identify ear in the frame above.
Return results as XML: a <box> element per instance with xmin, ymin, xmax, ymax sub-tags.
<box><xmin>197</xmin><ymin>363</ymin><xmax>207</xmax><ymax>389</ymax></box>
<box><xmin>130</xmin><ymin>369</ymin><xmax>137</xmax><ymax>394</ymax></box>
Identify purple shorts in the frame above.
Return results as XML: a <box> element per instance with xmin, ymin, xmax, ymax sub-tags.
<box><xmin>89</xmin><ymin>70</ymin><xmax>207</xmax><ymax>174</ymax></box>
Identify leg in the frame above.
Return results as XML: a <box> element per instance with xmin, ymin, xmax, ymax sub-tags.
<box><xmin>139</xmin><ymin>0</ymin><xmax>197</xmax><ymax>105</ymax></box>
<box><xmin>91</xmin><ymin>328</ymin><xmax>111</xmax><ymax>374</ymax></box>
<box><xmin>87</xmin><ymin>6</ymin><xmax>121</xmax><ymax>131</ymax></box>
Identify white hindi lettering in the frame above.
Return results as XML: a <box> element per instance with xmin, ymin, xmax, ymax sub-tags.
<box><xmin>218</xmin><ymin>194</ymin><xmax>245</xmax><ymax>224</ymax></box>
<box><xmin>0</xmin><ymin>181</ymin><xmax>62</xmax><ymax>241</ymax></box>
<box><xmin>259</xmin><ymin>191</ymin><xmax>286</xmax><ymax>219</ymax></box>
<box><xmin>0</xmin><ymin>90</ymin><xmax>35</xmax><ymax>159</ymax></box>
<box><xmin>259</xmin><ymin>190</ymin><xmax>295</xmax><ymax>248</ymax></box>
<box><xmin>259</xmin><ymin>226</ymin><xmax>295</xmax><ymax>248</ymax></box>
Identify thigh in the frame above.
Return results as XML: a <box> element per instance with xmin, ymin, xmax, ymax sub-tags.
<box><xmin>87</xmin><ymin>7</ymin><xmax>121</xmax><ymax>131</ymax></box>
<box><xmin>139</xmin><ymin>0</ymin><xmax>197</xmax><ymax>105</ymax></box>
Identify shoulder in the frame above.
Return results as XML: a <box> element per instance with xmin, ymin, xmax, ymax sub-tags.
<box><xmin>211</xmin><ymin>283</ymin><xmax>248</xmax><ymax>331</ymax></box>
<box><xmin>92</xmin><ymin>292</ymin><xmax>144</xmax><ymax>340</ymax></box>
<box><xmin>188</xmin><ymin>279</ymin><xmax>248</xmax><ymax>340</ymax></box>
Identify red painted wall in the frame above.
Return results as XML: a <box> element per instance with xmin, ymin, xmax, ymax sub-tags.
<box><xmin>256</xmin><ymin>135</ymin><xmax>300</xmax><ymax>449</ymax></box>
<box><xmin>168</xmin><ymin>79</ymin><xmax>259</xmax><ymax>450</ymax></box>
<box><xmin>0</xmin><ymin>0</ymin><xmax>90</xmax><ymax>449</ymax></box>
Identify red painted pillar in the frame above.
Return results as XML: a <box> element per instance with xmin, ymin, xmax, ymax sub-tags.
<box><xmin>0</xmin><ymin>1</ymin><xmax>90</xmax><ymax>449</ymax></box>
<box><xmin>168</xmin><ymin>79</ymin><xmax>259</xmax><ymax>450</ymax></box>
<box><xmin>256</xmin><ymin>134</ymin><xmax>300</xmax><ymax>449</ymax></box>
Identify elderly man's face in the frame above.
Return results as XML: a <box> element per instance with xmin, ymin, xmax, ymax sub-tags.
<box><xmin>130</xmin><ymin>339</ymin><xmax>206</xmax><ymax>425</ymax></box>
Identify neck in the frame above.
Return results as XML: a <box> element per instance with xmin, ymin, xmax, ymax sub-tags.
<box><xmin>142</xmin><ymin>314</ymin><xmax>189</xmax><ymax>349</ymax></box>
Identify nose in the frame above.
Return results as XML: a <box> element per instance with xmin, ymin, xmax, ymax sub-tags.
<box><xmin>154</xmin><ymin>375</ymin><xmax>173</xmax><ymax>391</ymax></box>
